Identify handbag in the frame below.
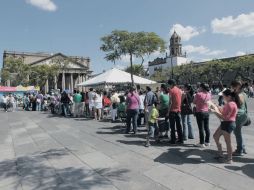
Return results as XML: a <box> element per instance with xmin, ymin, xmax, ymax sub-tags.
<box><xmin>243</xmin><ymin>99</ymin><xmax>251</xmax><ymax>126</ymax></box>
<box><xmin>244</xmin><ymin>116</ymin><xmax>251</xmax><ymax>126</ymax></box>
<box><xmin>181</xmin><ymin>95</ymin><xmax>193</xmax><ymax>115</ymax></box>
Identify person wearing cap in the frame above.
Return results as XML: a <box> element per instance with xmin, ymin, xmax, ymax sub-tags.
<box><xmin>167</xmin><ymin>79</ymin><xmax>183</xmax><ymax>144</ymax></box>
<box><xmin>193</xmin><ymin>83</ymin><xmax>212</xmax><ymax>148</ymax></box>
<box><xmin>126</xmin><ymin>86</ymin><xmax>140</xmax><ymax>134</ymax></box>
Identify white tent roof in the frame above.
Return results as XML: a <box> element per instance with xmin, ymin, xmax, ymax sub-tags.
<box><xmin>77</xmin><ymin>68</ymin><xmax>156</xmax><ymax>86</ymax></box>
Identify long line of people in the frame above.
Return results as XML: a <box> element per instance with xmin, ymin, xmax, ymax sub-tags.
<box><xmin>1</xmin><ymin>79</ymin><xmax>250</xmax><ymax>164</ymax></box>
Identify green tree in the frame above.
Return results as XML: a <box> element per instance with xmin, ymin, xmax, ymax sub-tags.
<box><xmin>125</xmin><ymin>64</ymin><xmax>145</xmax><ymax>76</ymax></box>
<box><xmin>100</xmin><ymin>30</ymin><xmax>165</xmax><ymax>85</ymax></box>
<box><xmin>1</xmin><ymin>57</ymin><xmax>30</xmax><ymax>86</ymax></box>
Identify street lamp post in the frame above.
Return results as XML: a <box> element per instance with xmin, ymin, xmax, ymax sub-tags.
<box><xmin>171</xmin><ymin>56</ymin><xmax>174</xmax><ymax>79</ymax></box>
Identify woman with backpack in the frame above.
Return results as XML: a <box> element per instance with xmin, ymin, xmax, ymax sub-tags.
<box><xmin>181</xmin><ymin>84</ymin><xmax>194</xmax><ymax>141</ymax></box>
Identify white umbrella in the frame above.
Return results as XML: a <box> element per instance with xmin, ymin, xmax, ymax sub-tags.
<box><xmin>77</xmin><ymin>68</ymin><xmax>156</xmax><ymax>86</ymax></box>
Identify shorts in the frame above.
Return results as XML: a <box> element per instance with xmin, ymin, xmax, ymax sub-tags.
<box><xmin>220</xmin><ymin>121</ymin><xmax>236</xmax><ymax>134</ymax></box>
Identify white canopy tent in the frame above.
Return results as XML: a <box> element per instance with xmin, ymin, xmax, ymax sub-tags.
<box><xmin>77</xmin><ymin>68</ymin><xmax>156</xmax><ymax>87</ymax></box>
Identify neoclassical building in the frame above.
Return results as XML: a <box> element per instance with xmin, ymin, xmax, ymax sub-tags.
<box><xmin>2</xmin><ymin>50</ymin><xmax>92</xmax><ymax>93</ymax></box>
<box><xmin>148</xmin><ymin>31</ymin><xmax>188</xmax><ymax>77</ymax></box>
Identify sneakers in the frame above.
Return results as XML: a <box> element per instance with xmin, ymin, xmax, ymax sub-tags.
<box><xmin>218</xmin><ymin>157</ymin><xmax>233</xmax><ymax>164</ymax></box>
<box><xmin>205</xmin><ymin>143</ymin><xmax>210</xmax><ymax>147</ymax></box>
<box><xmin>195</xmin><ymin>143</ymin><xmax>206</xmax><ymax>148</ymax></box>
<box><xmin>144</xmin><ymin>142</ymin><xmax>150</xmax><ymax>147</ymax></box>
<box><xmin>232</xmin><ymin>151</ymin><xmax>243</xmax><ymax>156</ymax></box>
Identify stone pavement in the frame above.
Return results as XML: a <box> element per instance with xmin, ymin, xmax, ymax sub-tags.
<box><xmin>0</xmin><ymin>99</ymin><xmax>254</xmax><ymax>190</ymax></box>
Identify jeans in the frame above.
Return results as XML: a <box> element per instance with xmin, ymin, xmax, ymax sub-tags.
<box><xmin>169</xmin><ymin>112</ymin><xmax>183</xmax><ymax>143</ymax></box>
<box><xmin>137</xmin><ymin>109</ymin><xmax>145</xmax><ymax>126</ymax></box>
<box><xmin>36</xmin><ymin>102</ymin><xmax>41</xmax><ymax>111</ymax></box>
<box><xmin>196</xmin><ymin>112</ymin><xmax>210</xmax><ymax>144</ymax></box>
<box><xmin>234</xmin><ymin>125</ymin><xmax>245</xmax><ymax>152</ymax></box>
<box><xmin>62</xmin><ymin>103</ymin><xmax>70</xmax><ymax>117</ymax></box>
<box><xmin>111</xmin><ymin>108</ymin><xmax>117</xmax><ymax>121</ymax></box>
<box><xmin>181</xmin><ymin>114</ymin><xmax>194</xmax><ymax>139</ymax></box>
<box><xmin>126</xmin><ymin>109</ymin><xmax>139</xmax><ymax>133</ymax></box>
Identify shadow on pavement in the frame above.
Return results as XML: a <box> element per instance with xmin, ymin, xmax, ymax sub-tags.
<box><xmin>154</xmin><ymin>148</ymin><xmax>220</xmax><ymax>165</ymax></box>
<box><xmin>0</xmin><ymin>148</ymin><xmax>129</xmax><ymax>189</ymax></box>
<box><xmin>225</xmin><ymin>164</ymin><xmax>254</xmax><ymax>179</ymax></box>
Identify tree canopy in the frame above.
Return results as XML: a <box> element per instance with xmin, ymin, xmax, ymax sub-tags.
<box><xmin>100</xmin><ymin>30</ymin><xmax>166</xmax><ymax>85</ymax></box>
<box><xmin>150</xmin><ymin>55</ymin><xmax>254</xmax><ymax>85</ymax></box>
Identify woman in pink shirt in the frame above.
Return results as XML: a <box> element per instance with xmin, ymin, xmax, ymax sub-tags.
<box><xmin>212</xmin><ymin>89</ymin><xmax>240</xmax><ymax>164</ymax></box>
<box><xmin>193</xmin><ymin>83</ymin><xmax>212</xmax><ymax>148</ymax></box>
<box><xmin>126</xmin><ymin>86</ymin><xmax>140</xmax><ymax>134</ymax></box>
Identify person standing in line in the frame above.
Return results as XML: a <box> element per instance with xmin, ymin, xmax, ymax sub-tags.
<box><xmin>110</xmin><ymin>90</ymin><xmax>120</xmax><ymax>122</ymax></box>
<box><xmin>137</xmin><ymin>90</ymin><xmax>146</xmax><ymax>127</ymax></box>
<box><xmin>88</xmin><ymin>88</ymin><xmax>95</xmax><ymax>118</ymax></box>
<box><xmin>80</xmin><ymin>91</ymin><xmax>85</xmax><ymax>117</ymax></box>
<box><xmin>167</xmin><ymin>79</ymin><xmax>183</xmax><ymax>144</ymax></box>
<box><xmin>36</xmin><ymin>91</ymin><xmax>43</xmax><ymax>111</ymax></box>
<box><xmin>212</xmin><ymin>89</ymin><xmax>240</xmax><ymax>164</ymax></box>
<box><xmin>73</xmin><ymin>90</ymin><xmax>82</xmax><ymax>118</ymax></box>
<box><xmin>181</xmin><ymin>84</ymin><xmax>194</xmax><ymax>141</ymax></box>
<box><xmin>2</xmin><ymin>95</ymin><xmax>8</xmax><ymax>112</ymax></box>
<box><xmin>231</xmin><ymin>80</ymin><xmax>248</xmax><ymax>156</ymax></box>
<box><xmin>94</xmin><ymin>89</ymin><xmax>103</xmax><ymax>121</ymax></box>
<box><xmin>144</xmin><ymin>86</ymin><xmax>157</xmax><ymax>128</ymax></box>
<box><xmin>61</xmin><ymin>91</ymin><xmax>71</xmax><ymax>117</ymax></box>
<box><xmin>126</xmin><ymin>86</ymin><xmax>140</xmax><ymax>134</ymax></box>
<box><xmin>193</xmin><ymin>83</ymin><xmax>212</xmax><ymax>148</ymax></box>
<box><xmin>145</xmin><ymin>102</ymin><xmax>159</xmax><ymax>147</ymax></box>
<box><xmin>159</xmin><ymin>84</ymin><xmax>170</xmax><ymax>138</ymax></box>
<box><xmin>24</xmin><ymin>94</ymin><xmax>30</xmax><ymax>111</ymax></box>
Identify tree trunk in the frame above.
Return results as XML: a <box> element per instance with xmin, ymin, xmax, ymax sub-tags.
<box><xmin>130</xmin><ymin>53</ymin><xmax>134</xmax><ymax>86</ymax></box>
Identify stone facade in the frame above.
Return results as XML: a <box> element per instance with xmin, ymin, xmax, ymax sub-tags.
<box><xmin>2</xmin><ymin>50</ymin><xmax>92</xmax><ymax>93</ymax></box>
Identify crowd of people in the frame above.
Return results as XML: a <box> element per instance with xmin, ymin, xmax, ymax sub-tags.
<box><xmin>0</xmin><ymin>79</ymin><xmax>251</xmax><ymax>164</ymax></box>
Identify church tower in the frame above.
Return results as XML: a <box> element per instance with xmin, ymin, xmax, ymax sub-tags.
<box><xmin>169</xmin><ymin>31</ymin><xmax>183</xmax><ymax>57</ymax></box>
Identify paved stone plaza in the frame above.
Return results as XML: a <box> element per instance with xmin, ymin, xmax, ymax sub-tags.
<box><xmin>0</xmin><ymin>99</ymin><xmax>254</xmax><ymax>190</ymax></box>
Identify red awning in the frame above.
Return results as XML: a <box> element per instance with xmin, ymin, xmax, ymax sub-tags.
<box><xmin>0</xmin><ymin>86</ymin><xmax>17</xmax><ymax>92</ymax></box>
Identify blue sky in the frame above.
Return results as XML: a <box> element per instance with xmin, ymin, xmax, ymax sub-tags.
<box><xmin>0</xmin><ymin>0</ymin><xmax>254</xmax><ymax>74</ymax></box>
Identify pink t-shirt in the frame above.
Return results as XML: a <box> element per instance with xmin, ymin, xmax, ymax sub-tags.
<box><xmin>126</xmin><ymin>93</ymin><xmax>140</xmax><ymax>110</ymax></box>
<box><xmin>193</xmin><ymin>92</ymin><xmax>211</xmax><ymax>112</ymax></box>
<box><xmin>221</xmin><ymin>101</ymin><xmax>238</xmax><ymax>121</ymax></box>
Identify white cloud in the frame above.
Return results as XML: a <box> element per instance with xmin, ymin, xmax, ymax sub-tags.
<box><xmin>183</xmin><ymin>45</ymin><xmax>226</xmax><ymax>56</ymax></box>
<box><xmin>170</xmin><ymin>24</ymin><xmax>206</xmax><ymax>41</ymax></box>
<box><xmin>26</xmin><ymin>0</ymin><xmax>57</xmax><ymax>11</ymax></box>
<box><xmin>236</xmin><ymin>51</ymin><xmax>246</xmax><ymax>56</ymax></box>
<box><xmin>211</xmin><ymin>12</ymin><xmax>254</xmax><ymax>36</ymax></box>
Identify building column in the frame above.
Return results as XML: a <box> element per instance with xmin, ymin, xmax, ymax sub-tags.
<box><xmin>70</xmin><ymin>73</ymin><xmax>73</xmax><ymax>93</ymax></box>
<box><xmin>81</xmin><ymin>74</ymin><xmax>85</xmax><ymax>92</ymax></box>
<box><xmin>54</xmin><ymin>75</ymin><xmax>58</xmax><ymax>90</ymax></box>
<box><xmin>84</xmin><ymin>74</ymin><xmax>87</xmax><ymax>92</ymax></box>
<box><xmin>62</xmin><ymin>72</ymin><xmax>65</xmax><ymax>91</ymax></box>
